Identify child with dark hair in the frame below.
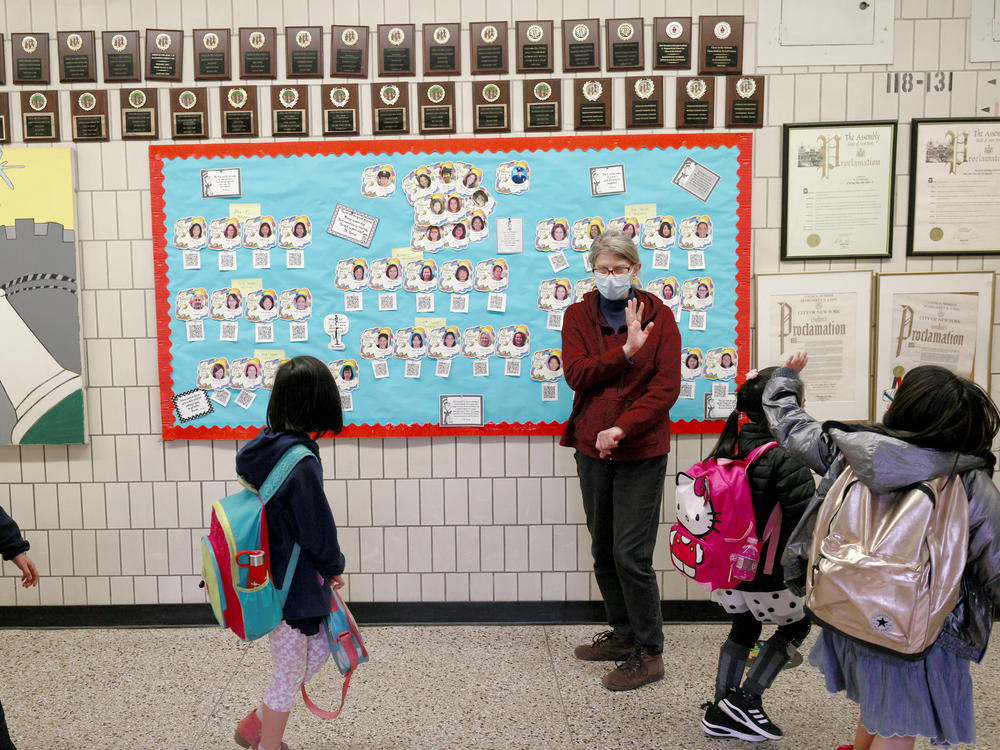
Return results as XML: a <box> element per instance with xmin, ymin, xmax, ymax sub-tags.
<box><xmin>700</xmin><ymin>367</ymin><xmax>816</xmax><ymax>742</ymax></box>
<box><xmin>766</xmin><ymin>356</ymin><xmax>1000</xmax><ymax>750</ymax></box>
<box><xmin>233</xmin><ymin>356</ymin><xmax>345</xmax><ymax>750</ymax></box>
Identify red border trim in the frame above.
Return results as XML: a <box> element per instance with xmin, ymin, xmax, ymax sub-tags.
<box><xmin>151</xmin><ymin>132</ymin><xmax>752</xmax><ymax>440</ymax></box>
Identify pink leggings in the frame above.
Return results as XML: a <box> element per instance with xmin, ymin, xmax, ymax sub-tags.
<box><xmin>263</xmin><ymin>621</ymin><xmax>331</xmax><ymax>712</ymax></box>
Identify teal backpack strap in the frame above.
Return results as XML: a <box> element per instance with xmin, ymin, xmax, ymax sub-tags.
<box><xmin>259</xmin><ymin>444</ymin><xmax>316</xmax><ymax>504</ymax></box>
<box><xmin>275</xmin><ymin>542</ymin><xmax>302</xmax><ymax>603</ymax></box>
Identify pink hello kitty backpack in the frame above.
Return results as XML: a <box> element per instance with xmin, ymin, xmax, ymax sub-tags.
<box><xmin>668</xmin><ymin>442</ymin><xmax>781</xmax><ymax>591</ymax></box>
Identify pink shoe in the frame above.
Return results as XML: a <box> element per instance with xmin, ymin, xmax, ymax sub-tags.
<box><xmin>233</xmin><ymin>710</ymin><xmax>290</xmax><ymax>750</ymax></box>
<box><xmin>836</xmin><ymin>746</ymin><xmax>854</xmax><ymax>750</ymax></box>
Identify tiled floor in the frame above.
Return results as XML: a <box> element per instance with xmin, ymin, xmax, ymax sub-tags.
<box><xmin>0</xmin><ymin>623</ymin><xmax>996</xmax><ymax>749</ymax></box>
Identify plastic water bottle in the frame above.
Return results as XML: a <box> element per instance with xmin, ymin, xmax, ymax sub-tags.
<box><xmin>730</xmin><ymin>544</ymin><xmax>759</xmax><ymax>581</ymax></box>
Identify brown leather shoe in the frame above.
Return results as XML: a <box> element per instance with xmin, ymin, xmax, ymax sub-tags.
<box><xmin>574</xmin><ymin>630</ymin><xmax>635</xmax><ymax>661</ymax></box>
<box><xmin>601</xmin><ymin>646</ymin><xmax>664</xmax><ymax>691</ymax></box>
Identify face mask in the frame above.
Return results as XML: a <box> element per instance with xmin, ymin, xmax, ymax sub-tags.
<box><xmin>595</xmin><ymin>273</ymin><xmax>632</xmax><ymax>300</ymax></box>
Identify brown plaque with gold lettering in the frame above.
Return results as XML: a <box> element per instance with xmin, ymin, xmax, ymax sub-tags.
<box><xmin>699</xmin><ymin>16</ymin><xmax>743</xmax><ymax>75</ymax></box>
<box><xmin>0</xmin><ymin>93</ymin><xmax>9</xmax><ymax>143</ymax></box>
<box><xmin>523</xmin><ymin>79</ymin><xmax>560</xmax><ymax>132</ymax></box>
<box><xmin>653</xmin><ymin>17</ymin><xmax>691</xmax><ymax>70</ymax></box>
<box><xmin>331</xmin><ymin>26</ymin><xmax>368</xmax><ymax>78</ymax></box>
<box><xmin>194</xmin><ymin>29</ymin><xmax>231</xmax><ymax>80</ymax></box>
<box><xmin>58</xmin><ymin>31</ymin><xmax>96</xmax><ymax>83</ymax></box>
<box><xmin>606</xmin><ymin>18</ymin><xmax>643</xmax><ymax>72</ymax></box>
<box><xmin>321</xmin><ymin>83</ymin><xmax>359</xmax><ymax>136</ymax></box>
<box><xmin>418</xmin><ymin>82</ymin><xmax>455</xmax><ymax>135</ymax></box>
<box><xmin>561</xmin><ymin>19</ymin><xmax>599</xmax><ymax>73</ymax></box>
<box><xmin>516</xmin><ymin>21</ymin><xmax>553</xmax><ymax>74</ymax></box>
<box><xmin>103</xmin><ymin>31</ymin><xmax>140</xmax><ymax>82</ymax></box>
<box><xmin>239</xmin><ymin>28</ymin><xmax>276</xmax><ymax>79</ymax></box>
<box><xmin>625</xmin><ymin>76</ymin><xmax>663</xmax><ymax>129</ymax></box>
<box><xmin>0</xmin><ymin>35</ymin><xmax>5</xmax><ymax>85</ymax></box>
<box><xmin>470</xmin><ymin>22</ymin><xmax>508</xmax><ymax>75</ymax></box>
<box><xmin>13</xmin><ymin>33</ymin><xmax>51</xmax><ymax>85</ymax></box>
<box><xmin>21</xmin><ymin>91</ymin><xmax>59</xmax><ymax>142</ymax></box>
<box><xmin>145</xmin><ymin>29</ymin><xmax>182</xmax><ymax>81</ymax></box>
<box><xmin>286</xmin><ymin>26</ymin><xmax>322</xmax><ymax>78</ymax></box>
<box><xmin>70</xmin><ymin>90</ymin><xmax>108</xmax><ymax>141</ymax></box>
<box><xmin>372</xmin><ymin>82</ymin><xmax>409</xmax><ymax>135</ymax></box>
<box><xmin>676</xmin><ymin>76</ymin><xmax>715</xmax><ymax>129</ymax></box>
<box><xmin>170</xmin><ymin>88</ymin><xmax>208</xmax><ymax>139</ymax></box>
<box><xmin>725</xmin><ymin>75</ymin><xmax>764</xmax><ymax>129</ymax></box>
<box><xmin>120</xmin><ymin>88</ymin><xmax>158</xmax><ymax>139</ymax></box>
<box><xmin>473</xmin><ymin>80</ymin><xmax>510</xmax><ymax>133</ymax></box>
<box><xmin>377</xmin><ymin>24</ymin><xmax>415</xmax><ymax>77</ymax></box>
<box><xmin>271</xmin><ymin>85</ymin><xmax>309</xmax><ymax>136</ymax></box>
<box><xmin>574</xmin><ymin>79</ymin><xmax>612</xmax><ymax>131</ymax></box>
<box><xmin>423</xmin><ymin>24</ymin><xmax>460</xmax><ymax>76</ymax></box>
<box><xmin>221</xmin><ymin>86</ymin><xmax>258</xmax><ymax>137</ymax></box>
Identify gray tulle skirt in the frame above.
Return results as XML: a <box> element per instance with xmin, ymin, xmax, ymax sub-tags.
<box><xmin>809</xmin><ymin>629</ymin><xmax>975</xmax><ymax>746</ymax></box>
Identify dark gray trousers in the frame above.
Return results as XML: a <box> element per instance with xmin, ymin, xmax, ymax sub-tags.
<box><xmin>575</xmin><ymin>450</ymin><xmax>668</xmax><ymax>653</ymax></box>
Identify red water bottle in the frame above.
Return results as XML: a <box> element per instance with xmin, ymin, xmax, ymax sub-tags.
<box><xmin>238</xmin><ymin>550</ymin><xmax>268</xmax><ymax>588</ymax></box>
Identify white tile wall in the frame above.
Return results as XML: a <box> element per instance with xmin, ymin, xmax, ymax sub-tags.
<box><xmin>0</xmin><ymin>0</ymin><xmax>996</xmax><ymax>607</ymax></box>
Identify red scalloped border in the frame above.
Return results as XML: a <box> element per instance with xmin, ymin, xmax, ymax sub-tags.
<box><xmin>151</xmin><ymin>132</ymin><xmax>752</xmax><ymax>441</ymax></box>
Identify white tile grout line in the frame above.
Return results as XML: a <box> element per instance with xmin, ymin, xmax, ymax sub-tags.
<box><xmin>542</xmin><ymin>624</ymin><xmax>577</xmax><ymax>747</ymax></box>
<box><xmin>189</xmin><ymin>637</ymin><xmax>256</xmax><ymax>750</ymax></box>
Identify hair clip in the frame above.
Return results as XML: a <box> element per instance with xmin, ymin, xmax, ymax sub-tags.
<box><xmin>745</xmin><ymin>368</ymin><xmax>759</xmax><ymax>381</ymax></box>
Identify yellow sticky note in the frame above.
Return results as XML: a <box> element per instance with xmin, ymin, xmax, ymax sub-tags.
<box><xmin>254</xmin><ymin>349</ymin><xmax>286</xmax><ymax>362</ymax></box>
<box><xmin>229</xmin><ymin>202</ymin><xmax>261</xmax><ymax>221</ymax></box>
<box><xmin>625</xmin><ymin>203</ymin><xmax>658</xmax><ymax>221</ymax></box>
<box><xmin>415</xmin><ymin>317</ymin><xmax>446</xmax><ymax>329</ymax></box>
<box><xmin>231</xmin><ymin>278</ymin><xmax>263</xmax><ymax>296</ymax></box>
<box><xmin>393</xmin><ymin>246</ymin><xmax>423</xmax><ymax>265</ymax></box>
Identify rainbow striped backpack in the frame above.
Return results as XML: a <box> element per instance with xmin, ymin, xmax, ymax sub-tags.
<box><xmin>200</xmin><ymin>444</ymin><xmax>314</xmax><ymax>641</ymax></box>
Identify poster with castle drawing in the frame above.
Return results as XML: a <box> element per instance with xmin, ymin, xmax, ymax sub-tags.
<box><xmin>0</xmin><ymin>148</ymin><xmax>85</xmax><ymax>445</ymax></box>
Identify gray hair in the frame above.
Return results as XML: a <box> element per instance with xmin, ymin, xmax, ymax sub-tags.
<box><xmin>587</xmin><ymin>228</ymin><xmax>640</xmax><ymax>268</ymax></box>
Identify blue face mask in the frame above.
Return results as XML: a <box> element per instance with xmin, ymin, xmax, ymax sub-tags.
<box><xmin>595</xmin><ymin>273</ymin><xmax>632</xmax><ymax>300</ymax></box>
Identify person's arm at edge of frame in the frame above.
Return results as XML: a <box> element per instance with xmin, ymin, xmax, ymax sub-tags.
<box><xmin>0</xmin><ymin>504</ymin><xmax>38</xmax><ymax>588</ymax></box>
<box><xmin>561</xmin><ymin>300</ymin><xmax>631</xmax><ymax>393</ymax></box>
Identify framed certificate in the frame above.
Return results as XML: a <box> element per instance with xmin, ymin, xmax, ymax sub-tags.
<box><xmin>781</xmin><ymin>121</ymin><xmax>897</xmax><ymax>260</ymax></box>
<box><xmin>755</xmin><ymin>271</ymin><xmax>873</xmax><ymax>422</ymax></box>
<box><xmin>873</xmin><ymin>272</ymin><xmax>994</xmax><ymax>422</ymax></box>
<box><xmin>908</xmin><ymin>118</ymin><xmax>1000</xmax><ymax>255</ymax></box>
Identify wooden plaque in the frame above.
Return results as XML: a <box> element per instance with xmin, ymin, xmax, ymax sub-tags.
<box><xmin>271</xmin><ymin>85</ymin><xmax>309</xmax><ymax>136</ymax></box>
<box><xmin>0</xmin><ymin>35</ymin><xmax>5</xmax><ymax>85</ymax></box>
<box><xmin>58</xmin><ymin>31</ymin><xmax>96</xmax><ymax>83</ymax></box>
<box><xmin>170</xmin><ymin>88</ymin><xmax>208</xmax><ymax>139</ymax></box>
<box><xmin>676</xmin><ymin>76</ymin><xmax>715</xmax><ymax>129</ymax></box>
<box><xmin>470</xmin><ymin>22</ymin><xmax>508</xmax><ymax>75</ymax></box>
<box><xmin>423</xmin><ymin>23</ymin><xmax>461</xmax><ymax>76</ymax></box>
<box><xmin>473</xmin><ymin>80</ymin><xmax>510</xmax><ymax>133</ymax></box>
<box><xmin>699</xmin><ymin>16</ymin><xmax>744</xmax><ymax>75</ymax></box>
<box><xmin>653</xmin><ymin>17</ymin><xmax>692</xmax><ymax>70</ymax></box>
<box><xmin>221</xmin><ymin>86</ymin><xmax>258</xmax><ymax>137</ymax></box>
<box><xmin>606</xmin><ymin>18</ymin><xmax>644</xmax><ymax>71</ymax></box>
<box><xmin>20</xmin><ymin>90</ymin><xmax>59</xmax><ymax>142</ymax></box>
<box><xmin>372</xmin><ymin>83</ymin><xmax>409</xmax><ymax>135</ymax></box>
<box><xmin>102</xmin><ymin>31</ymin><xmax>141</xmax><ymax>82</ymax></box>
<box><xmin>523</xmin><ymin>79</ymin><xmax>560</xmax><ymax>132</ymax></box>
<box><xmin>562</xmin><ymin>19</ymin><xmax>600</xmax><ymax>73</ymax></box>
<box><xmin>574</xmin><ymin>78</ymin><xmax>612</xmax><ymax>131</ymax></box>
<box><xmin>516</xmin><ymin>21</ymin><xmax>553</xmax><ymax>74</ymax></box>
<box><xmin>13</xmin><ymin>33</ymin><xmax>51</xmax><ymax>85</ymax></box>
<box><xmin>331</xmin><ymin>26</ymin><xmax>369</xmax><ymax>78</ymax></box>
<box><xmin>418</xmin><ymin>82</ymin><xmax>455</xmax><ymax>135</ymax></box>
<box><xmin>194</xmin><ymin>28</ymin><xmax>231</xmax><ymax>80</ymax></box>
<box><xmin>145</xmin><ymin>29</ymin><xmax>182</xmax><ymax>81</ymax></box>
<box><xmin>725</xmin><ymin>75</ymin><xmax>764</xmax><ymax>128</ymax></box>
<box><xmin>120</xmin><ymin>88</ymin><xmax>158</xmax><ymax>139</ymax></box>
<box><xmin>377</xmin><ymin>24</ymin><xmax>415</xmax><ymax>77</ymax></box>
<box><xmin>321</xmin><ymin>83</ymin><xmax>360</xmax><ymax>136</ymax></box>
<box><xmin>70</xmin><ymin>90</ymin><xmax>108</xmax><ymax>141</ymax></box>
<box><xmin>626</xmin><ymin>76</ymin><xmax>663</xmax><ymax>129</ymax></box>
<box><xmin>239</xmin><ymin>27</ymin><xmax>277</xmax><ymax>79</ymax></box>
<box><xmin>0</xmin><ymin>93</ymin><xmax>9</xmax><ymax>143</ymax></box>
<box><xmin>286</xmin><ymin>26</ymin><xmax>323</xmax><ymax>78</ymax></box>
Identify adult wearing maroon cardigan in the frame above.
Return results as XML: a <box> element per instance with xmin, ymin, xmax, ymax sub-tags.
<box><xmin>561</xmin><ymin>228</ymin><xmax>682</xmax><ymax>691</ymax></box>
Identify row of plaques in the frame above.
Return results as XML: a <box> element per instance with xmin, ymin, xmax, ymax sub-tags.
<box><xmin>0</xmin><ymin>76</ymin><xmax>763</xmax><ymax>143</ymax></box>
<box><xmin>0</xmin><ymin>18</ymin><xmax>743</xmax><ymax>85</ymax></box>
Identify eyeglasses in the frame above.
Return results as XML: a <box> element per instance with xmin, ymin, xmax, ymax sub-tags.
<box><xmin>593</xmin><ymin>265</ymin><xmax>633</xmax><ymax>278</ymax></box>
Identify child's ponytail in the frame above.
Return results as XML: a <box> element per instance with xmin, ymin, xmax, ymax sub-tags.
<box><xmin>706</xmin><ymin>367</ymin><xmax>779</xmax><ymax>460</ymax></box>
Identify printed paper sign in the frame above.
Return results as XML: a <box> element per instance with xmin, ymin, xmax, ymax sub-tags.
<box><xmin>173</xmin><ymin>389</ymin><xmax>213</xmax><ymax>422</ymax></box>
<box><xmin>201</xmin><ymin>168</ymin><xmax>242</xmax><ymax>198</ymax></box>
<box><xmin>440</xmin><ymin>395</ymin><xmax>484</xmax><ymax>426</ymax></box>
<box><xmin>496</xmin><ymin>217</ymin><xmax>524</xmax><ymax>254</ymax></box>
<box><xmin>327</xmin><ymin>203</ymin><xmax>380</xmax><ymax>247</ymax></box>
<box><xmin>672</xmin><ymin>157</ymin><xmax>721</xmax><ymax>202</ymax></box>
<box><xmin>590</xmin><ymin>165</ymin><xmax>626</xmax><ymax>196</ymax></box>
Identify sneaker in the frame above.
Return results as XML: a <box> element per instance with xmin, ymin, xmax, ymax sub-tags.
<box><xmin>836</xmin><ymin>746</ymin><xmax>855</xmax><ymax>750</ymax></box>
<box><xmin>720</xmin><ymin>688</ymin><xmax>783</xmax><ymax>740</ymax></box>
<box><xmin>573</xmin><ymin>630</ymin><xmax>634</xmax><ymax>661</ymax></box>
<box><xmin>601</xmin><ymin>646</ymin><xmax>664</xmax><ymax>691</ymax></box>
<box><xmin>701</xmin><ymin>702</ymin><xmax>767</xmax><ymax>742</ymax></box>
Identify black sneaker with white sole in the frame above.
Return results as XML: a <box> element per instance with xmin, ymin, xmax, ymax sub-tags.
<box><xmin>701</xmin><ymin>702</ymin><xmax>767</xmax><ymax>742</ymax></box>
<box><xmin>720</xmin><ymin>688</ymin><xmax>784</xmax><ymax>740</ymax></box>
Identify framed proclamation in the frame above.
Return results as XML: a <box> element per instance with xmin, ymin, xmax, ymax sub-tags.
<box><xmin>908</xmin><ymin>118</ymin><xmax>1000</xmax><ymax>256</ymax></box>
<box><xmin>756</xmin><ymin>271</ymin><xmax>873</xmax><ymax>422</ymax></box>
<box><xmin>874</xmin><ymin>272</ymin><xmax>994</xmax><ymax>422</ymax></box>
<box><xmin>781</xmin><ymin>121</ymin><xmax>897</xmax><ymax>261</ymax></box>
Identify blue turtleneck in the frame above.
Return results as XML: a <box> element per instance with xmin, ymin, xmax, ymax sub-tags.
<box><xmin>599</xmin><ymin>290</ymin><xmax>635</xmax><ymax>331</ymax></box>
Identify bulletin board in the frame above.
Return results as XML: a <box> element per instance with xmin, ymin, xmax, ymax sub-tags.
<box><xmin>151</xmin><ymin>132</ymin><xmax>752</xmax><ymax>440</ymax></box>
